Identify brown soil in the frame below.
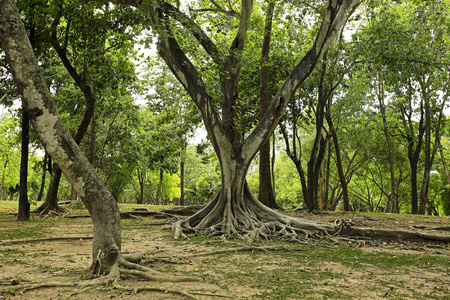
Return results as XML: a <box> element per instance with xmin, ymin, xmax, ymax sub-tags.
<box><xmin>0</xmin><ymin>209</ymin><xmax>449</xmax><ymax>300</ymax></box>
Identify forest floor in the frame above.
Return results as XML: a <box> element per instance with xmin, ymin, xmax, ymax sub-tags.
<box><xmin>0</xmin><ymin>201</ymin><xmax>449</xmax><ymax>300</ymax></box>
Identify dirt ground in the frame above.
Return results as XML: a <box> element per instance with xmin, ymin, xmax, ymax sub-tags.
<box><xmin>0</xmin><ymin>208</ymin><xmax>449</xmax><ymax>300</ymax></box>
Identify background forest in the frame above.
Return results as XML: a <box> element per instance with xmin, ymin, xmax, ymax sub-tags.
<box><xmin>1</xmin><ymin>0</ymin><xmax>450</xmax><ymax>216</ymax></box>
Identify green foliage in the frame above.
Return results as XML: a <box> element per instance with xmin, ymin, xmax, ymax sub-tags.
<box><xmin>0</xmin><ymin>113</ymin><xmax>45</xmax><ymax>201</ymax></box>
<box><xmin>184</xmin><ymin>145</ymin><xmax>220</xmax><ymax>205</ymax></box>
<box><xmin>2</xmin><ymin>0</ymin><xmax>450</xmax><ymax>215</ymax></box>
<box><xmin>439</xmin><ymin>188</ymin><xmax>450</xmax><ymax>216</ymax></box>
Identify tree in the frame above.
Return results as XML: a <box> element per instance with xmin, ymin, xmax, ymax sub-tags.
<box><xmin>0</xmin><ymin>0</ymin><xmax>148</xmax><ymax>278</ymax></box>
<box><xmin>0</xmin><ymin>112</ymin><xmax>21</xmax><ymax>201</ymax></box>
<box><xmin>141</xmin><ymin>63</ymin><xmax>200</xmax><ymax>205</ymax></box>
<box><xmin>354</xmin><ymin>1</ymin><xmax>450</xmax><ymax>214</ymax></box>
<box><xmin>33</xmin><ymin>1</ymin><xmax>140</xmax><ymax>213</ymax></box>
<box><xmin>89</xmin><ymin>0</ymin><xmax>360</xmax><ymax>239</ymax></box>
<box><xmin>3</xmin><ymin>1</ymin><xmax>450</xmax><ymax>285</ymax></box>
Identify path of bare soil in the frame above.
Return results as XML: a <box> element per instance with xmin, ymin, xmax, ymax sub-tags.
<box><xmin>0</xmin><ymin>206</ymin><xmax>449</xmax><ymax>300</ymax></box>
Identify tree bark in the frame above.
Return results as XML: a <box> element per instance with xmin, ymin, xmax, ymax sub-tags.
<box><xmin>305</xmin><ymin>58</ymin><xmax>329</xmax><ymax>211</ymax></box>
<box><xmin>0</xmin><ymin>157</ymin><xmax>8</xmax><ymax>201</ymax></box>
<box><xmin>401</xmin><ymin>98</ymin><xmax>424</xmax><ymax>214</ymax></box>
<box><xmin>137</xmin><ymin>167</ymin><xmax>144</xmax><ymax>204</ymax></box>
<box><xmin>17</xmin><ymin>108</ymin><xmax>30</xmax><ymax>221</ymax></box>
<box><xmin>88</xmin><ymin>115</ymin><xmax>96</xmax><ymax>164</ymax></box>
<box><xmin>377</xmin><ymin>72</ymin><xmax>398</xmax><ymax>213</ymax></box>
<box><xmin>326</xmin><ymin>104</ymin><xmax>349</xmax><ymax>212</ymax></box>
<box><xmin>36</xmin><ymin>153</ymin><xmax>48</xmax><ymax>203</ymax></box>
<box><xmin>180</xmin><ymin>158</ymin><xmax>185</xmax><ymax>206</ymax></box>
<box><xmin>419</xmin><ymin>97</ymin><xmax>431</xmax><ymax>214</ymax></box>
<box><xmin>258</xmin><ymin>0</ymin><xmax>278</xmax><ymax>209</ymax></box>
<box><xmin>0</xmin><ymin>0</ymin><xmax>121</xmax><ymax>273</ymax></box>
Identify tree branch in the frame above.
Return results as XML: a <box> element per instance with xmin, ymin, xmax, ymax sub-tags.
<box><xmin>242</xmin><ymin>0</ymin><xmax>361</xmax><ymax>164</ymax></box>
<box><xmin>49</xmin><ymin>8</ymin><xmax>96</xmax><ymax>144</ymax></box>
<box><xmin>161</xmin><ymin>2</ymin><xmax>226</xmax><ymax>67</ymax></box>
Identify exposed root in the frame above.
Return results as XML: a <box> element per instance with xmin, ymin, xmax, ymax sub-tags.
<box><xmin>0</xmin><ymin>251</ymin><xmax>200</xmax><ymax>299</ymax></box>
<box><xmin>33</xmin><ymin>200</ymin><xmax>65</xmax><ymax>216</ymax></box>
<box><xmin>161</xmin><ymin>205</ymin><xmax>205</xmax><ymax>216</ymax></box>
<box><xmin>190</xmin><ymin>291</ymin><xmax>232</xmax><ymax>298</ymax></box>
<box><xmin>112</xmin><ymin>282</ymin><xmax>196</xmax><ymax>299</ymax></box>
<box><xmin>185</xmin><ymin>245</ymin><xmax>305</xmax><ymax>258</ymax></box>
<box><xmin>118</xmin><ymin>257</ymin><xmax>199</xmax><ymax>282</ymax></box>
<box><xmin>172</xmin><ymin>184</ymin><xmax>450</xmax><ymax>243</ymax></box>
<box><xmin>0</xmin><ymin>236</ymin><xmax>93</xmax><ymax>245</ymax></box>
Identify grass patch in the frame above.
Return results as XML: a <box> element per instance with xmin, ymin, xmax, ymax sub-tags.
<box><xmin>0</xmin><ymin>223</ymin><xmax>45</xmax><ymax>240</ymax></box>
<box><xmin>183</xmin><ymin>240</ymin><xmax>449</xmax><ymax>299</ymax></box>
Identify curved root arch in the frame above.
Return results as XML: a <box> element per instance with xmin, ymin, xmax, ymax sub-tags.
<box><xmin>173</xmin><ymin>184</ymin><xmax>450</xmax><ymax>243</ymax></box>
<box><xmin>85</xmin><ymin>244</ymin><xmax>199</xmax><ymax>283</ymax></box>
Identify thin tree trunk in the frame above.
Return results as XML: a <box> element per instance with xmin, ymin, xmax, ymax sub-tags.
<box><xmin>305</xmin><ymin>58</ymin><xmax>329</xmax><ymax>211</ymax></box>
<box><xmin>279</xmin><ymin>120</ymin><xmax>307</xmax><ymax>208</ymax></box>
<box><xmin>137</xmin><ymin>168</ymin><xmax>144</xmax><ymax>205</ymax></box>
<box><xmin>326</xmin><ymin>107</ymin><xmax>349</xmax><ymax>211</ymax></box>
<box><xmin>324</xmin><ymin>137</ymin><xmax>332</xmax><ymax>211</ymax></box>
<box><xmin>419</xmin><ymin>92</ymin><xmax>431</xmax><ymax>214</ymax></box>
<box><xmin>155</xmin><ymin>169</ymin><xmax>163</xmax><ymax>205</ymax></box>
<box><xmin>88</xmin><ymin>115</ymin><xmax>96</xmax><ymax>164</ymax></box>
<box><xmin>377</xmin><ymin>72</ymin><xmax>398</xmax><ymax>213</ymax></box>
<box><xmin>180</xmin><ymin>158</ymin><xmax>185</xmax><ymax>206</ymax></box>
<box><xmin>36</xmin><ymin>153</ymin><xmax>48</xmax><ymax>202</ymax></box>
<box><xmin>0</xmin><ymin>158</ymin><xmax>7</xmax><ymax>200</ymax></box>
<box><xmin>271</xmin><ymin>133</ymin><xmax>276</xmax><ymax>192</ymax></box>
<box><xmin>17</xmin><ymin>107</ymin><xmax>30</xmax><ymax>221</ymax></box>
<box><xmin>438</xmin><ymin>138</ymin><xmax>450</xmax><ymax>187</ymax></box>
<box><xmin>40</xmin><ymin>166</ymin><xmax>63</xmax><ymax>212</ymax></box>
<box><xmin>140</xmin><ymin>179</ymin><xmax>144</xmax><ymax>204</ymax></box>
<box><xmin>318</xmin><ymin>169</ymin><xmax>325</xmax><ymax>210</ymax></box>
<box><xmin>402</xmin><ymin>101</ymin><xmax>424</xmax><ymax>214</ymax></box>
<box><xmin>410</xmin><ymin>161</ymin><xmax>419</xmax><ymax>213</ymax></box>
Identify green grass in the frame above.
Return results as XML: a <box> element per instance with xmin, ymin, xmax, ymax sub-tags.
<box><xmin>178</xmin><ymin>240</ymin><xmax>449</xmax><ymax>299</ymax></box>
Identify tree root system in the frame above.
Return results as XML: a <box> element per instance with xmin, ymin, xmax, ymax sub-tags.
<box><xmin>0</xmin><ymin>236</ymin><xmax>93</xmax><ymax>245</ymax></box>
<box><xmin>172</xmin><ymin>185</ymin><xmax>450</xmax><ymax>243</ymax></box>
<box><xmin>0</xmin><ymin>250</ymin><xmax>200</xmax><ymax>299</ymax></box>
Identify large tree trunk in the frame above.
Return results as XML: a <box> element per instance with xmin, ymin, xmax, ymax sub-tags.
<box><xmin>0</xmin><ymin>0</ymin><xmax>120</xmax><ymax>273</ymax></box>
<box><xmin>114</xmin><ymin>0</ymin><xmax>362</xmax><ymax>238</ymax></box>
<box><xmin>17</xmin><ymin>107</ymin><xmax>30</xmax><ymax>221</ymax></box>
